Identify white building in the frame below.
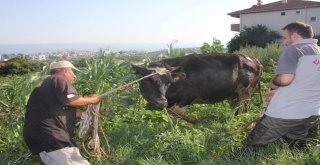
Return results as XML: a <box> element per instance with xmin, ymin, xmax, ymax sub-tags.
<box><xmin>37</xmin><ymin>54</ymin><xmax>46</xmax><ymax>61</ymax></box>
<box><xmin>228</xmin><ymin>0</ymin><xmax>320</xmax><ymax>35</ymax></box>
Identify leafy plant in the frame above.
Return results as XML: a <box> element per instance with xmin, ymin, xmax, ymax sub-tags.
<box><xmin>0</xmin><ymin>56</ymin><xmax>45</xmax><ymax>76</ymax></box>
<box><xmin>227</xmin><ymin>24</ymin><xmax>281</xmax><ymax>53</ymax></box>
<box><xmin>167</xmin><ymin>40</ymin><xmax>184</xmax><ymax>58</ymax></box>
<box><xmin>235</xmin><ymin>42</ymin><xmax>281</xmax><ymax>70</ymax></box>
<box><xmin>200</xmin><ymin>39</ymin><xmax>224</xmax><ymax>54</ymax></box>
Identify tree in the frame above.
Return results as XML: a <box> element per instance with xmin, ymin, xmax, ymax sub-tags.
<box><xmin>227</xmin><ymin>24</ymin><xmax>281</xmax><ymax>53</ymax></box>
<box><xmin>0</xmin><ymin>57</ymin><xmax>45</xmax><ymax>76</ymax></box>
<box><xmin>167</xmin><ymin>40</ymin><xmax>184</xmax><ymax>58</ymax></box>
<box><xmin>200</xmin><ymin>42</ymin><xmax>211</xmax><ymax>54</ymax></box>
<box><xmin>212</xmin><ymin>39</ymin><xmax>223</xmax><ymax>53</ymax></box>
<box><xmin>200</xmin><ymin>39</ymin><xmax>224</xmax><ymax>54</ymax></box>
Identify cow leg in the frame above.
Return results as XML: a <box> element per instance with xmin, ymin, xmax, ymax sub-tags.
<box><xmin>235</xmin><ymin>101</ymin><xmax>248</xmax><ymax>115</ymax></box>
<box><xmin>235</xmin><ymin>88</ymin><xmax>253</xmax><ymax>115</ymax></box>
<box><xmin>167</xmin><ymin>105</ymin><xmax>199</xmax><ymax>124</ymax></box>
<box><xmin>227</xmin><ymin>93</ymin><xmax>239</xmax><ymax>109</ymax></box>
<box><xmin>227</xmin><ymin>94</ymin><xmax>246</xmax><ymax>115</ymax></box>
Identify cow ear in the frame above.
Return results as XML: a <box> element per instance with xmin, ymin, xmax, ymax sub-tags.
<box><xmin>131</xmin><ymin>64</ymin><xmax>148</xmax><ymax>75</ymax></box>
<box><xmin>171</xmin><ymin>72</ymin><xmax>186</xmax><ymax>82</ymax></box>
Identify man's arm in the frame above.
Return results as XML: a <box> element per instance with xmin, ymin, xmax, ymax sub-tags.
<box><xmin>269</xmin><ymin>74</ymin><xmax>295</xmax><ymax>90</ymax></box>
<box><xmin>66</xmin><ymin>95</ymin><xmax>102</xmax><ymax>107</ymax></box>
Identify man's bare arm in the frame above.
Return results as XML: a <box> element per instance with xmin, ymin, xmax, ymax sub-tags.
<box><xmin>270</xmin><ymin>74</ymin><xmax>295</xmax><ymax>90</ymax></box>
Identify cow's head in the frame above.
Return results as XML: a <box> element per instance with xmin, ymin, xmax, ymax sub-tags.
<box><xmin>132</xmin><ymin>64</ymin><xmax>184</xmax><ymax>110</ymax></box>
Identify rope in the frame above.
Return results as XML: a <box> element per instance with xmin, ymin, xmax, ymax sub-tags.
<box><xmin>225</xmin><ymin>87</ymin><xmax>275</xmax><ymax>136</ymax></box>
<box><xmin>77</xmin><ymin>68</ymin><xmax>170</xmax><ymax>160</ymax></box>
<box><xmin>100</xmin><ymin>67</ymin><xmax>169</xmax><ymax>97</ymax></box>
<box><xmin>99</xmin><ymin>73</ymin><xmax>157</xmax><ymax>97</ymax></box>
<box><xmin>78</xmin><ymin>102</ymin><xmax>109</xmax><ymax>160</ymax></box>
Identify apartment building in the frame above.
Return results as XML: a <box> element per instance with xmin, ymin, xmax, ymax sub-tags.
<box><xmin>228</xmin><ymin>0</ymin><xmax>320</xmax><ymax>35</ymax></box>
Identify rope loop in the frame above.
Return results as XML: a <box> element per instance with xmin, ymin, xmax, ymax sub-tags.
<box><xmin>78</xmin><ymin>102</ymin><xmax>110</xmax><ymax>160</ymax></box>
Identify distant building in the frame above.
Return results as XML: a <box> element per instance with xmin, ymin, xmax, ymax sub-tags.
<box><xmin>228</xmin><ymin>0</ymin><xmax>320</xmax><ymax>35</ymax></box>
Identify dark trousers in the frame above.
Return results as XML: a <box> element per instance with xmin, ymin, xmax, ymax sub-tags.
<box><xmin>244</xmin><ymin>115</ymin><xmax>319</xmax><ymax>147</ymax></box>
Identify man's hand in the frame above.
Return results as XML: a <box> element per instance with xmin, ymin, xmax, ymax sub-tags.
<box><xmin>88</xmin><ymin>94</ymin><xmax>102</xmax><ymax>104</ymax></box>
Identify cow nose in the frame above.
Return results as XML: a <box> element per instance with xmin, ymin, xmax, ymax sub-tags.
<box><xmin>155</xmin><ymin>97</ymin><xmax>168</xmax><ymax>107</ymax></box>
<box><xmin>147</xmin><ymin>97</ymin><xmax>168</xmax><ymax>110</ymax></box>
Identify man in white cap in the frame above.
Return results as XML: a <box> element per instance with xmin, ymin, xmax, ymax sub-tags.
<box><xmin>23</xmin><ymin>60</ymin><xmax>102</xmax><ymax>165</ymax></box>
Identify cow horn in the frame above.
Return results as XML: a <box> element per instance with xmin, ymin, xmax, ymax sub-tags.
<box><xmin>146</xmin><ymin>67</ymin><xmax>169</xmax><ymax>75</ymax></box>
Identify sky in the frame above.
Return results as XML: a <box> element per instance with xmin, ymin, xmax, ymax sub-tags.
<box><xmin>0</xmin><ymin>0</ymin><xmax>279</xmax><ymax>52</ymax></box>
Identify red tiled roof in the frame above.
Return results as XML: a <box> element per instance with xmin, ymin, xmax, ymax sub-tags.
<box><xmin>228</xmin><ymin>0</ymin><xmax>320</xmax><ymax>18</ymax></box>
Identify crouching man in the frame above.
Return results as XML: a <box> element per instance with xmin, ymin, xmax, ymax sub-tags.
<box><xmin>244</xmin><ymin>22</ymin><xmax>320</xmax><ymax>149</ymax></box>
<box><xmin>23</xmin><ymin>60</ymin><xmax>102</xmax><ymax>165</ymax></box>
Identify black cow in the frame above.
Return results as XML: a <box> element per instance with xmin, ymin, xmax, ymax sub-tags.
<box><xmin>132</xmin><ymin>53</ymin><xmax>263</xmax><ymax>123</ymax></box>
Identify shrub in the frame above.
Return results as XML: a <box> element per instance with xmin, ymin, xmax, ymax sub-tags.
<box><xmin>227</xmin><ymin>25</ymin><xmax>281</xmax><ymax>53</ymax></box>
<box><xmin>200</xmin><ymin>39</ymin><xmax>224</xmax><ymax>54</ymax></box>
<box><xmin>0</xmin><ymin>57</ymin><xmax>45</xmax><ymax>76</ymax></box>
<box><xmin>235</xmin><ymin>42</ymin><xmax>281</xmax><ymax>72</ymax></box>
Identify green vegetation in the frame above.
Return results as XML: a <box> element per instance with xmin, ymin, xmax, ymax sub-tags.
<box><xmin>0</xmin><ymin>56</ymin><xmax>45</xmax><ymax>76</ymax></box>
<box><xmin>0</xmin><ymin>47</ymin><xmax>319</xmax><ymax>165</ymax></box>
<box><xmin>200</xmin><ymin>39</ymin><xmax>224</xmax><ymax>54</ymax></box>
<box><xmin>167</xmin><ymin>40</ymin><xmax>185</xmax><ymax>58</ymax></box>
<box><xmin>227</xmin><ymin>25</ymin><xmax>282</xmax><ymax>53</ymax></box>
<box><xmin>236</xmin><ymin>42</ymin><xmax>281</xmax><ymax>72</ymax></box>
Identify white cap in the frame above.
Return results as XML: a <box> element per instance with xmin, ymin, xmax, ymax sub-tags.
<box><xmin>50</xmin><ymin>60</ymin><xmax>80</xmax><ymax>71</ymax></box>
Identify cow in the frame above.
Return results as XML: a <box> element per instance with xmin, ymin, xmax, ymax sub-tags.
<box><xmin>132</xmin><ymin>53</ymin><xmax>263</xmax><ymax>123</ymax></box>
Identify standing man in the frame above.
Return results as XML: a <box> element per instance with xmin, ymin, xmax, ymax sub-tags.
<box><xmin>23</xmin><ymin>60</ymin><xmax>102</xmax><ymax>164</ymax></box>
<box><xmin>245</xmin><ymin>22</ymin><xmax>320</xmax><ymax>148</ymax></box>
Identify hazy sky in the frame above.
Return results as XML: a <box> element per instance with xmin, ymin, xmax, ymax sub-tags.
<box><xmin>1</xmin><ymin>0</ymin><xmax>280</xmax><ymax>47</ymax></box>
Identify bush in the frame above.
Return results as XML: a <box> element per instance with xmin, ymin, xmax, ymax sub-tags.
<box><xmin>0</xmin><ymin>57</ymin><xmax>45</xmax><ymax>76</ymax></box>
<box><xmin>200</xmin><ymin>39</ymin><xmax>224</xmax><ymax>54</ymax></box>
<box><xmin>227</xmin><ymin>25</ymin><xmax>281</xmax><ymax>53</ymax></box>
<box><xmin>235</xmin><ymin>42</ymin><xmax>281</xmax><ymax>72</ymax></box>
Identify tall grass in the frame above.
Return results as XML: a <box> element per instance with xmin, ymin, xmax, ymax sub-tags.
<box><xmin>236</xmin><ymin>42</ymin><xmax>281</xmax><ymax>72</ymax></box>
<box><xmin>0</xmin><ymin>72</ymin><xmax>49</xmax><ymax>164</ymax></box>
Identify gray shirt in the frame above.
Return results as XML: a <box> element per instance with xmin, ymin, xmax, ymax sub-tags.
<box><xmin>276</xmin><ymin>39</ymin><xmax>320</xmax><ymax>74</ymax></box>
<box><xmin>266</xmin><ymin>39</ymin><xmax>320</xmax><ymax>119</ymax></box>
